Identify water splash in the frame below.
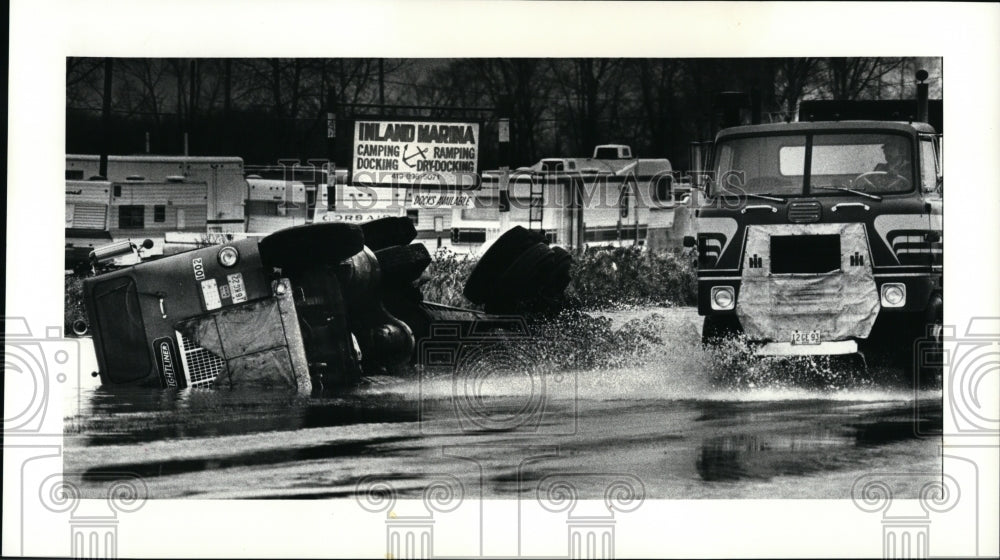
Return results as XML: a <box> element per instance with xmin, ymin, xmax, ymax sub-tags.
<box><xmin>361</xmin><ymin>307</ymin><xmax>938</xmax><ymax>403</ymax></box>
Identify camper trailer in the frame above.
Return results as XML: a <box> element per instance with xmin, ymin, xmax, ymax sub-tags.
<box><xmin>245</xmin><ymin>177</ymin><xmax>310</xmax><ymax>232</ymax></box>
<box><xmin>452</xmin><ymin>145</ymin><xmax>687</xmax><ymax>252</ymax></box>
<box><xmin>66</xmin><ymin>155</ymin><xmax>246</xmax><ymax>232</ymax></box>
<box><xmin>64</xmin><ymin>177</ymin><xmax>209</xmax><ymax>268</ymax></box>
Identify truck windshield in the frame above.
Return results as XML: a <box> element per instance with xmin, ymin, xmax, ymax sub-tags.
<box><xmin>711</xmin><ymin>132</ymin><xmax>914</xmax><ymax>197</ymax></box>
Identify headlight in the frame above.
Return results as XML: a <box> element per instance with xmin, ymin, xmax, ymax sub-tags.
<box><xmin>711</xmin><ymin>286</ymin><xmax>736</xmax><ymax>310</ymax></box>
<box><xmin>881</xmin><ymin>283</ymin><xmax>906</xmax><ymax>308</ymax></box>
<box><xmin>218</xmin><ymin>246</ymin><xmax>240</xmax><ymax>267</ymax></box>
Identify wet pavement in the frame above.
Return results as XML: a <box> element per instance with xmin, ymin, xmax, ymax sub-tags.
<box><xmin>63</xmin><ymin>307</ymin><xmax>942</xmax><ymax>499</ymax></box>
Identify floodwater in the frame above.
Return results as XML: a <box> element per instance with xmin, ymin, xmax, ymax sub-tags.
<box><xmin>63</xmin><ymin>307</ymin><xmax>942</xmax><ymax>499</ymax></box>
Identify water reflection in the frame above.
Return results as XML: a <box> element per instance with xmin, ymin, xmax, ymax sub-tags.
<box><xmin>695</xmin><ymin>400</ymin><xmax>942</xmax><ymax>482</ymax></box>
<box><xmin>82</xmin><ymin>435</ymin><xmax>414</xmax><ymax>481</ymax></box>
<box><xmin>68</xmin><ymin>385</ymin><xmax>419</xmax><ymax>446</ymax></box>
<box><xmin>697</xmin><ymin>431</ymin><xmax>853</xmax><ymax>481</ymax></box>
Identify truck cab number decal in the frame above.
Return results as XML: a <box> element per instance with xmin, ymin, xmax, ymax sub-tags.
<box><xmin>192</xmin><ymin>257</ymin><xmax>206</xmax><ymax>281</ymax></box>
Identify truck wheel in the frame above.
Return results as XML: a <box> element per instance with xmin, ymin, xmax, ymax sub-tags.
<box><xmin>702</xmin><ymin>315</ymin><xmax>740</xmax><ymax>345</ymax></box>
<box><xmin>486</xmin><ymin>242</ymin><xmax>557</xmax><ymax>310</ymax></box>
<box><xmin>259</xmin><ymin>223</ymin><xmax>364</xmax><ymax>268</ymax></box>
<box><xmin>361</xmin><ymin>217</ymin><xmax>418</xmax><ymax>251</ymax></box>
<box><xmin>915</xmin><ymin>294</ymin><xmax>944</xmax><ymax>388</ymax></box>
<box><xmin>463</xmin><ymin>226</ymin><xmax>546</xmax><ymax>304</ymax></box>
<box><xmin>375</xmin><ymin>243</ymin><xmax>432</xmax><ymax>286</ymax></box>
<box><xmin>541</xmin><ymin>246</ymin><xmax>573</xmax><ymax>298</ymax></box>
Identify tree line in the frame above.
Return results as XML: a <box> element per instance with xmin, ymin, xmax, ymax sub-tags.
<box><xmin>66</xmin><ymin>57</ymin><xmax>940</xmax><ymax>169</ymax></box>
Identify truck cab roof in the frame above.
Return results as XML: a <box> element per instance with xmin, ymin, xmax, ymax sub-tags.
<box><xmin>717</xmin><ymin>120</ymin><xmax>938</xmax><ymax>140</ymax></box>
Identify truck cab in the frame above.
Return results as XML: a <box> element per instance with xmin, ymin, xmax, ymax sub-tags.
<box><xmin>693</xmin><ymin>121</ymin><xmax>942</xmax><ymax>377</ymax></box>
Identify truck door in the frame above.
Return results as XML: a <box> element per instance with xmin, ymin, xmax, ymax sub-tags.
<box><xmin>919</xmin><ymin>134</ymin><xmax>943</xmax><ymax>267</ymax></box>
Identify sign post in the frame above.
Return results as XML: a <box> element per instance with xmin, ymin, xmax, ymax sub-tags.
<box><xmin>497</xmin><ymin>118</ymin><xmax>511</xmax><ymax>232</ymax></box>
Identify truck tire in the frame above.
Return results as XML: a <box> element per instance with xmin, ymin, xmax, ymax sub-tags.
<box><xmin>463</xmin><ymin>226</ymin><xmax>546</xmax><ymax>304</ymax></box>
<box><xmin>259</xmin><ymin>223</ymin><xmax>364</xmax><ymax>268</ymax></box>
<box><xmin>487</xmin><ymin>242</ymin><xmax>557</xmax><ymax>309</ymax></box>
<box><xmin>361</xmin><ymin>217</ymin><xmax>418</xmax><ymax>251</ymax></box>
<box><xmin>702</xmin><ymin>315</ymin><xmax>740</xmax><ymax>345</ymax></box>
<box><xmin>375</xmin><ymin>243</ymin><xmax>432</xmax><ymax>286</ymax></box>
<box><xmin>915</xmin><ymin>294</ymin><xmax>943</xmax><ymax>388</ymax></box>
<box><xmin>382</xmin><ymin>292</ymin><xmax>431</xmax><ymax>346</ymax></box>
<box><xmin>541</xmin><ymin>246</ymin><xmax>573</xmax><ymax>298</ymax></box>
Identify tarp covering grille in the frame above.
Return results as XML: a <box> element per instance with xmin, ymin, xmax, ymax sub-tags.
<box><xmin>737</xmin><ymin>223</ymin><xmax>879</xmax><ymax>342</ymax></box>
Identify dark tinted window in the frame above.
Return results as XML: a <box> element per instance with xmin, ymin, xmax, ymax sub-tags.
<box><xmin>246</xmin><ymin>200</ymin><xmax>279</xmax><ymax>216</ymax></box>
<box><xmin>118</xmin><ymin>205</ymin><xmax>145</xmax><ymax>229</ymax></box>
<box><xmin>66</xmin><ymin>169</ymin><xmax>84</xmax><ymax>180</ymax></box>
<box><xmin>542</xmin><ymin>161</ymin><xmax>564</xmax><ymax>173</ymax></box>
<box><xmin>154</xmin><ymin>205</ymin><xmax>166</xmax><ymax>222</ymax></box>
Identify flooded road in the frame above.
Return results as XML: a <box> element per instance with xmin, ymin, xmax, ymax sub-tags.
<box><xmin>63</xmin><ymin>307</ymin><xmax>942</xmax><ymax>499</ymax></box>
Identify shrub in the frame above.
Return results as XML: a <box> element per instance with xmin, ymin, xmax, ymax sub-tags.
<box><xmin>415</xmin><ymin>245</ymin><xmax>697</xmax><ymax>311</ymax></box>
<box><xmin>565</xmin><ymin>246</ymin><xmax>697</xmax><ymax>310</ymax></box>
<box><xmin>417</xmin><ymin>248</ymin><xmax>481</xmax><ymax>309</ymax></box>
<box><xmin>64</xmin><ymin>274</ymin><xmax>87</xmax><ymax>335</ymax></box>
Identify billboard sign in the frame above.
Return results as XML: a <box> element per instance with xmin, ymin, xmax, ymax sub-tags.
<box><xmin>352</xmin><ymin>120</ymin><xmax>479</xmax><ymax>188</ymax></box>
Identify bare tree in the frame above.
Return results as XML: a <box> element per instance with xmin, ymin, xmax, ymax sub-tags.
<box><xmin>775</xmin><ymin>58</ymin><xmax>821</xmax><ymax>121</ymax></box>
<box><xmin>823</xmin><ymin>57</ymin><xmax>906</xmax><ymax>100</ymax></box>
<box><xmin>549</xmin><ymin>58</ymin><xmax>626</xmax><ymax>154</ymax></box>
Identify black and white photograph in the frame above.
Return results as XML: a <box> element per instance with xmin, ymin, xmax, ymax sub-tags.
<box><xmin>5</xmin><ymin>2</ymin><xmax>999</xmax><ymax>558</ymax></box>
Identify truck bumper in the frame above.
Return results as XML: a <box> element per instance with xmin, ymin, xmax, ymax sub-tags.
<box><xmin>755</xmin><ymin>339</ymin><xmax>858</xmax><ymax>357</ymax></box>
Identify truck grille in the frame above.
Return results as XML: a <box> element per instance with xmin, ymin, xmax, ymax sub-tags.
<box><xmin>787</xmin><ymin>200</ymin><xmax>821</xmax><ymax>223</ymax></box>
<box><xmin>175</xmin><ymin>331</ymin><xmax>227</xmax><ymax>388</ymax></box>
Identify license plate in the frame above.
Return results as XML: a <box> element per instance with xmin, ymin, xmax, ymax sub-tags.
<box><xmin>200</xmin><ymin>279</ymin><xmax>221</xmax><ymax>310</ymax></box>
<box><xmin>792</xmin><ymin>330</ymin><xmax>821</xmax><ymax>345</ymax></box>
<box><xmin>227</xmin><ymin>273</ymin><xmax>247</xmax><ymax>303</ymax></box>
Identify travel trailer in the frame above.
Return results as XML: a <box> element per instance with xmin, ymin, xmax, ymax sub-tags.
<box><xmin>66</xmin><ymin>154</ymin><xmax>246</xmax><ymax>232</ymax></box>
<box><xmin>451</xmin><ymin>144</ymin><xmax>690</xmax><ymax>253</ymax></box>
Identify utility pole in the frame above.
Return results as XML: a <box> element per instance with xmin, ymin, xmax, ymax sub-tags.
<box><xmin>99</xmin><ymin>58</ymin><xmax>113</xmax><ymax>178</ymax></box>
<box><xmin>378</xmin><ymin>59</ymin><xmax>385</xmax><ymax>115</ymax></box>
<box><xmin>326</xmin><ymin>93</ymin><xmax>338</xmax><ymax>211</ymax></box>
<box><xmin>224</xmin><ymin>59</ymin><xmax>232</xmax><ymax>153</ymax></box>
<box><xmin>497</xmin><ymin>95</ymin><xmax>512</xmax><ymax>235</ymax></box>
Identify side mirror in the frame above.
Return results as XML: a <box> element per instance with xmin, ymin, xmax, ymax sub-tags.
<box><xmin>682</xmin><ymin>235</ymin><xmax>696</xmax><ymax>248</ymax></box>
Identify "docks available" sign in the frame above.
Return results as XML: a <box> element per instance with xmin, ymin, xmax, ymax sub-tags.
<box><xmin>352</xmin><ymin>120</ymin><xmax>480</xmax><ymax>187</ymax></box>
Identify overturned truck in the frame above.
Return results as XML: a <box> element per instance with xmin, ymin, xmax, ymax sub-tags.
<box><xmin>82</xmin><ymin>218</ymin><xmax>571</xmax><ymax>396</ymax></box>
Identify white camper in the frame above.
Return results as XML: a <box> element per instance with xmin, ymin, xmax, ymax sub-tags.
<box><xmin>66</xmin><ymin>155</ymin><xmax>246</xmax><ymax>232</ymax></box>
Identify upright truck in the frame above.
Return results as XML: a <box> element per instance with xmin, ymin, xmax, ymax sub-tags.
<box><xmin>690</xmin><ymin>118</ymin><xmax>942</xmax><ymax>382</ymax></box>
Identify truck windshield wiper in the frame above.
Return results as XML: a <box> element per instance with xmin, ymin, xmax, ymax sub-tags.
<box><xmin>813</xmin><ymin>185</ymin><xmax>882</xmax><ymax>201</ymax></box>
<box><xmin>743</xmin><ymin>192</ymin><xmax>787</xmax><ymax>203</ymax></box>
